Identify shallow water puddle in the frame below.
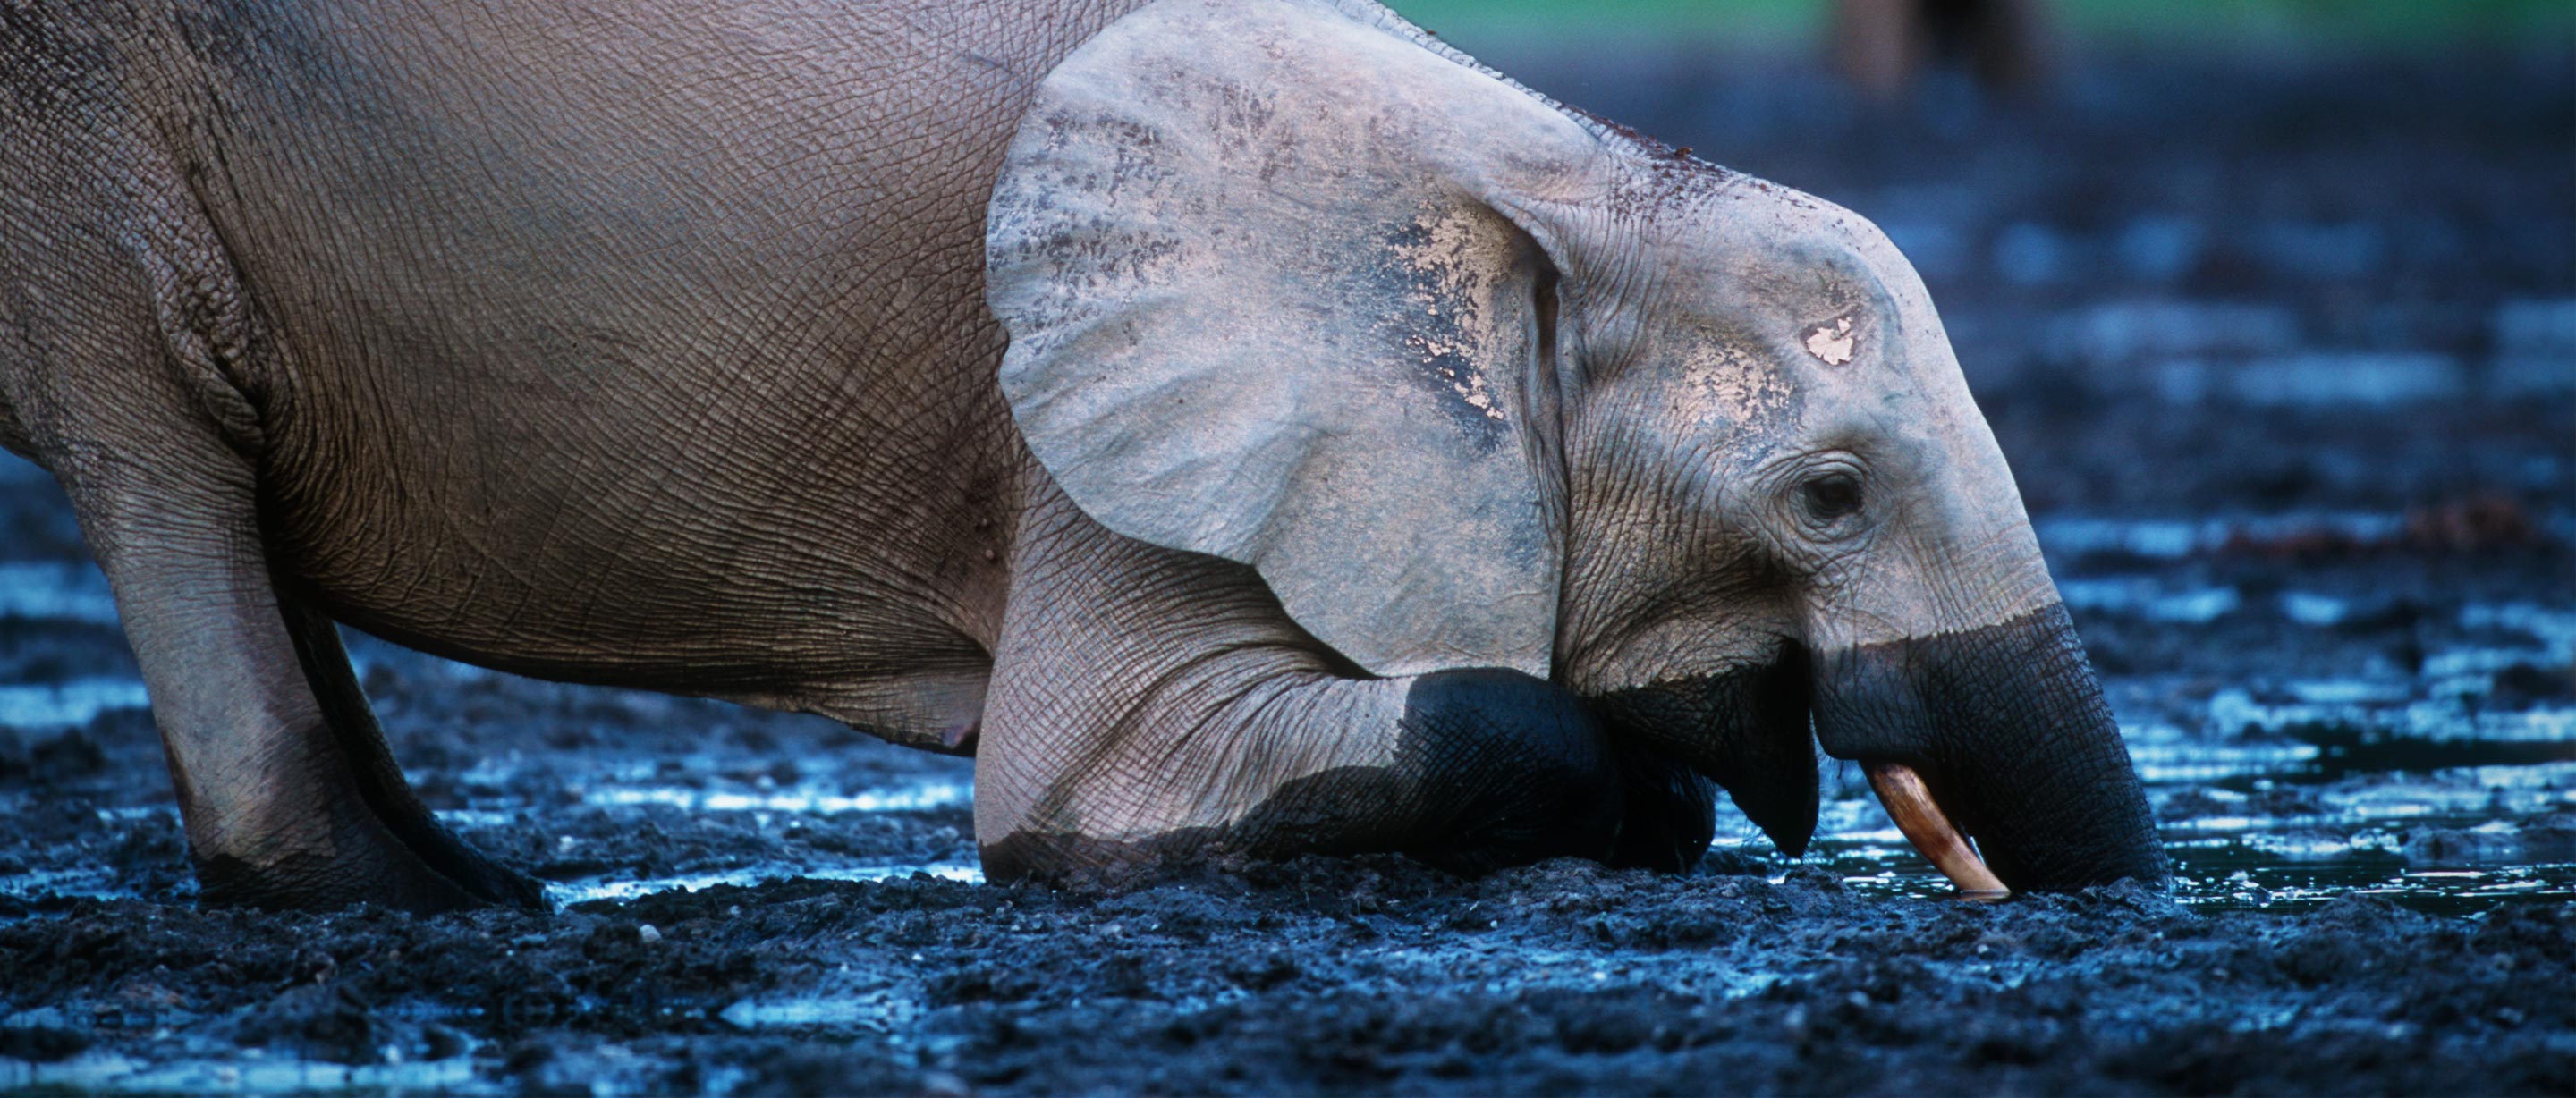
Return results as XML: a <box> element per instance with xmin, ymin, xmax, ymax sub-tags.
<box><xmin>2058</xmin><ymin>577</ymin><xmax>2244</xmax><ymax>622</ymax></box>
<box><xmin>2123</xmin><ymin>732</ymin><xmax>2323</xmax><ymax>784</ymax></box>
<box><xmin>1</xmin><ymin>857</ymin><xmax>996</xmax><ymax>918</ymax></box>
<box><xmin>1765</xmin><ymin>830</ymin><xmax>2576</xmax><ymax>914</ymax></box>
<box><xmin>0</xmin><ymin>679</ymin><xmax>148</xmax><ymax>728</ymax></box>
<box><xmin>1762</xmin><ymin>768</ymin><xmax>2575</xmax><ymax>915</ymax></box>
<box><xmin>578</xmin><ymin>780</ymin><xmax>970</xmax><ymax>815</ymax></box>
<box><xmin>0</xmin><ymin>865</ymin><xmax>135</xmax><ymax>906</ymax></box>
<box><xmin>0</xmin><ymin>561</ymin><xmax>120</xmax><ymax>626</ymax></box>
<box><xmin>0</xmin><ymin>1050</ymin><xmax>488</xmax><ymax>1096</ymax></box>
<box><xmin>2169</xmin><ymin>856</ymin><xmax>2576</xmax><ymax>915</ymax></box>
<box><xmin>552</xmin><ymin>860</ymin><xmax>982</xmax><ymax>905</ymax></box>
<box><xmin>1709</xmin><ymin>655</ymin><xmax>2576</xmax><ymax>913</ymax></box>
<box><xmin>2034</xmin><ymin>513</ymin><xmax>2398</xmax><ymax>561</ymax></box>
<box><xmin>2033</xmin><ymin>511</ymin><xmax>2576</xmax><ymax>562</ymax></box>
<box><xmin>715</xmin><ymin>987</ymin><xmax>925</xmax><ymax>1033</ymax></box>
<box><xmin>2209</xmin><ymin>693</ymin><xmax>2576</xmax><ymax>751</ymax></box>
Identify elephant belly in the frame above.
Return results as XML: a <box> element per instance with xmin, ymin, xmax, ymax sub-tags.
<box><xmin>167</xmin><ymin>0</ymin><xmax>1130</xmax><ymax>748</ymax></box>
<box><xmin>252</xmin><ymin>290</ymin><xmax>1029</xmax><ymax>707</ymax></box>
<box><xmin>258</xmin><ymin>322</ymin><xmax>1021</xmax><ymax>753</ymax></box>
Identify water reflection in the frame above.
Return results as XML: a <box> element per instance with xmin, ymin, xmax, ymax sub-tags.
<box><xmin>555</xmin><ymin>860</ymin><xmax>982</xmax><ymax>906</ymax></box>
<box><xmin>0</xmin><ymin>1050</ymin><xmax>487</xmax><ymax>1096</ymax></box>
<box><xmin>1700</xmin><ymin>594</ymin><xmax>2576</xmax><ymax>913</ymax></box>
<box><xmin>0</xmin><ymin>562</ymin><xmax>118</xmax><ymax>625</ymax></box>
<box><xmin>578</xmin><ymin>781</ymin><xmax>970</xmax><ymax>815</ymax></box>
<box><xmin>716</xmin><ymin>989</ymin><xmax>924</xmax><ymax>1033</ymax></box>
<box><xmin>0</xmin><ymin>680</ymin><xmax>149</xmax><ymax>728</ymax></box>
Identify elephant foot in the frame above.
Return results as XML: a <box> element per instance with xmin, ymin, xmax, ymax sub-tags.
<box><xmin>194</xmin><ymin>789</ymin><xmax>546</xmax><ymax>915</ymax></box>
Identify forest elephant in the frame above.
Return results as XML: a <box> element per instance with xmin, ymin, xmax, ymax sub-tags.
<box><xmin>0</xmin><ymin>0</ymin><xmax>2167</xmax><ymax>911</ymax></box>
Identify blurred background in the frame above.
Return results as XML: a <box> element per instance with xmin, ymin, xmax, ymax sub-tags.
<box><xmin>1396</xmin><ymin>0</ymin><xmax>2572</xmax><ymax>53</ymax></box>
<box><xmin>1380</xmin><ymin>0</ymin><xmax>2576</xmax><ymax>908</ymax></box>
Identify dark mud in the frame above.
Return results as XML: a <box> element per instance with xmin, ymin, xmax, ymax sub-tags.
<box><xmin>5</xmin><ymin>859</ymin><xmax>2574</xmax><ymax>1095</ymax></box>
<box><xmin>4</xmin><ymin>45</ymin><xmax>2573</xmax><ymax>1096</ymax></box>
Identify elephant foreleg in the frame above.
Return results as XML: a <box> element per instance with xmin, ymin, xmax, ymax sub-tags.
<box><xmin>974</xmin><ymin>484</ymin><xmax>1623</xmax><ymax>883</ymax></box>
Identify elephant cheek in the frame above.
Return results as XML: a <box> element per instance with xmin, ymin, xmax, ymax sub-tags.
<box><xmin>1587</xmin><ymin>649</ymin><xmax>1819</xmax><ymax>857</ymax></box>
<box><xmin>1812</xmin><ymin>603</ymin><xmax>2169</xmax><ymax>892</ymax></box>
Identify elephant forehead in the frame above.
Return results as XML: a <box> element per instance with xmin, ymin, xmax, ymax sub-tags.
<box><xmin>1657</xmin><ymin>187</ymin><xmax>1920</xmax><ymax>341</ymax></box>
<box><xmin>1803</xmin><ymin>316</ymin><xmax>1858</xmax><ymax>367</ymax></box>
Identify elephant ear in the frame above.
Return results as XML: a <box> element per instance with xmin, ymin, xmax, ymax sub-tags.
<box><xmin>985</xmin><ymin>0</ymin><xmax>1606</xmax><ymax>679</ymax></box>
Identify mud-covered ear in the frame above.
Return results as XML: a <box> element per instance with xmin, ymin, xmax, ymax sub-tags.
<box><xmin>986</xmin><ymin>0</ymin><xmax>1606</xmax><ymax>679</ymax></box>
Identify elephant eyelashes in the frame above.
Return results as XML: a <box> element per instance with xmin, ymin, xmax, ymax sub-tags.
<box><xmin>1802</xmin><ymin>474</ymin><xmax>1865</xmax><ymax>523</ymax></box>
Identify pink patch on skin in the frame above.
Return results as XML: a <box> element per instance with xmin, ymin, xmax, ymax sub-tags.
<box><xmin>1805</xmin><ymin>317</ymin><xmax>1857</xmax><ymax>366</ymax></box>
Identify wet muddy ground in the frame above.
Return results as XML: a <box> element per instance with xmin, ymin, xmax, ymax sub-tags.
<box><xmin>4</xmin><ymin>46</ymin><xmax>2573</xmax><ymax>1096</ymax></box>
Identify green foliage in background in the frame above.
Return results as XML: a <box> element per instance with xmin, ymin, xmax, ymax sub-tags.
<box><xmin>1386</xmin><ymin>0</ymin><xmax>2576</xmax><ymax>53</ymax></box>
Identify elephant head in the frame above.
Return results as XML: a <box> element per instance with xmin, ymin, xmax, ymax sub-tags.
<box><xmin>985</xmin><ymin>0</ymin><xmax>2166</xmax><ymax>892</ymax></box>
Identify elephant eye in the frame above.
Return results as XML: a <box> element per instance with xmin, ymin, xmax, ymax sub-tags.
<box><xmin>1802</xmin><ymin>473</ymin><xmax>1864</xmax><ymax>522</ymax></box>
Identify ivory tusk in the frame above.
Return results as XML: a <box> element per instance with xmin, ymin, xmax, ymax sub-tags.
<box><xmin>1866</xmin><ymin>762</ymin><xmax>2010</xmax><ymax>900</ymax></box>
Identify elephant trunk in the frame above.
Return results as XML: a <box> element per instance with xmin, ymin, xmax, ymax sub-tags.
<box><xmin>1812</xmin><ymin>603</ymin><xmax>2168</xmax><ymax>893</ymax></box>
<box><xmin>1587</xmin><ymin>645</ymin><xmax>1822</xmax><ymax>862</ymax></box>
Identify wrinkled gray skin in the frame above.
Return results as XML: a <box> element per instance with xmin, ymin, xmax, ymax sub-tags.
<box><xmin>0</xmin><ymin>0</ymin><xmax>2164</xmax><ymax>912</ymax></box>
